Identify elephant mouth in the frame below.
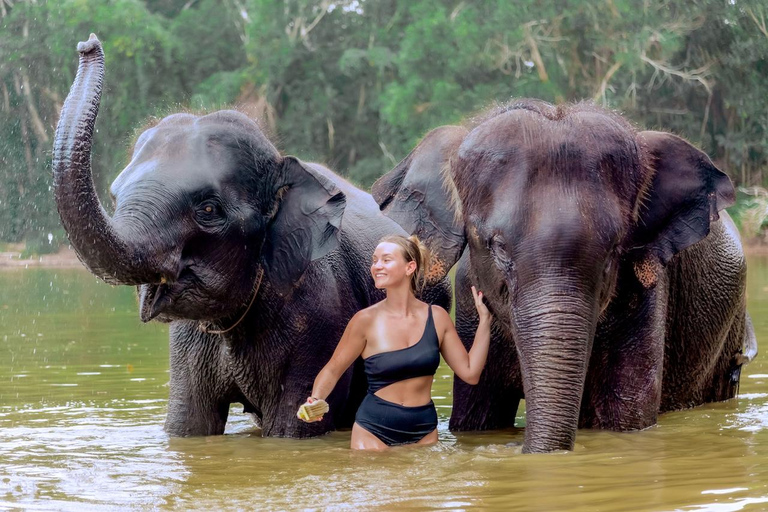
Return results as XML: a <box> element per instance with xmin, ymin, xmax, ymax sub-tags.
<box><xmin>139</xmin><ymin>282</ymin><xmax>173</xmax><ymax>323</ymax></box>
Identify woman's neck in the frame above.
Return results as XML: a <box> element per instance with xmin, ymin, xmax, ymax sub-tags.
<box><xmin>383</xmin><ymin>285</ymin><xmax>419</xmax><ymax>317</ymax></box>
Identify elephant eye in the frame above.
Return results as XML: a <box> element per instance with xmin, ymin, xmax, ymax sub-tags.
<box><xmin>196</xmin><ymin>200</ymin><xmax>225</xmax><ymax>227</ymax></box>
<box><xmin>488</xmin><ymin>234</ymin><xmax>516</xmax><ymax>274</ymax></box>
<box><xmin>488</xmin><ymin>234</ymin><xmax>506</xmax><ymax>252</ymax></box>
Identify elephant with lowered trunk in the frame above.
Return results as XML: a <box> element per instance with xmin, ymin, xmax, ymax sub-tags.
<box><xmin>52</xmin><ymin>35</ymin><xmax>450</xmax><ymax>438</ymax></box>
<box><xmin>373</xmin><ymin>100</ymin><xmax>757</xmax><ymax>453</ymax></box>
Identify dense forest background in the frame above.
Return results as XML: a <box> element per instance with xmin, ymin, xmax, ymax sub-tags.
<box><xmin>1</xmin><ymin>0</ymin><xmax>767</xmax><ymax>252</ymax></box>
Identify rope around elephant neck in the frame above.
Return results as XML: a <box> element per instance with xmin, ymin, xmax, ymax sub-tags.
<box><xmin>199</xmin><ymin>266</ymin><xmax>265</xmax><ymax>335</ymax></box>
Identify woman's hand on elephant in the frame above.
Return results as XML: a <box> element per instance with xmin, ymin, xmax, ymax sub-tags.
<box><xmin>471</xmin><ymin>286</ymin><xmax>491</xmax><ymax>323</ymax></box>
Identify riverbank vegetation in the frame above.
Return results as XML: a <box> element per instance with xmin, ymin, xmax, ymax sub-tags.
<box><xmin>1</xmin><ymin>0</ymin><xmax>767</xmax><ymax>252</ymax></box>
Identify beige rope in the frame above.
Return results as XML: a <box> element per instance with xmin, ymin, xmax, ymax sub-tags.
<box><xmin>200</xmin><ymin>266</ymin><xmax>265</xmax><ymax>335</ymax></box>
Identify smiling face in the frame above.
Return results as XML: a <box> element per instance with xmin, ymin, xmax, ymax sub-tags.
<box><xmin>370</xmin><ymin>242</ymin><xmax>416</xmax><ymax>290</ymax></box>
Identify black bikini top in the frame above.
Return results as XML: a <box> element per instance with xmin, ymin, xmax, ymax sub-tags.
<box><xmin>363</xmin><ymin>306</ymin><xmax>440</xmax><ymax>394</ymax></box>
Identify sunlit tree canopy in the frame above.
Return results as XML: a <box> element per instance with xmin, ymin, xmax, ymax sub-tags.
<box><xmin>1</xmin><ymin>0</ymin><xmax>767</xmax><ymax>251</ymax></box>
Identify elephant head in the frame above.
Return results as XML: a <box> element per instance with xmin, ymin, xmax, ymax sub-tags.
<box><xmin>372</xmin><ymin>124</ymin><xmax>468</xmax><ymax>284</ymax></box>
<box><xmin>52</xmin><ymin>35</ymin><xmax>345</xmax><ymax>324</ymax></box>
<box><xmin>373</xmin><ymin>99</ymin><xmax>734</xmax><ymax>453</ymax></box>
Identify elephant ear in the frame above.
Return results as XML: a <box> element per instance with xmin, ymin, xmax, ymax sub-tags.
<box><xmin>371</xmin><ymin>125</ymin><xmax>468</xmax><ymax>282</ymax></box>
<box><xmin>630</xmin><ymin>131</ymin><xmax>735</xmax><ymax>272</ymax></box>
<box><xmin>263</xmin><ymin>156</ymin><xmax>346</xmax><ymax>296</ymax></box>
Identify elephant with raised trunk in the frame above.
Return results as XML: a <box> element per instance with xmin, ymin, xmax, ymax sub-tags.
<box><xmin>373</xmin><ymin>100</ymin><xmax>757</xmax><ymax>453</ymax></box>
<box><xmin>52</xmin><ymin>35</ymin><xmax>450</xmax><ymax>438</ymax></box>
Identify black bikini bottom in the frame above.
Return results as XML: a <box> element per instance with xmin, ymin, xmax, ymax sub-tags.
<box><xmin>354</xmin><ymin>392</ymin><xmax>438</xmax><ymax>446</ymax></box>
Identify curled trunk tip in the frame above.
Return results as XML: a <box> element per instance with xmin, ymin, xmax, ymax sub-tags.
<box><xmin>77</xmin><ymin>34</ymin><xmax>102</xmax><ymax>54</ymax></box>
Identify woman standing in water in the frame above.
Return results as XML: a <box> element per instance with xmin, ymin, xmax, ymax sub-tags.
<box><xmin>299</xmin><ymin>235</ymin><xmax>491</xmax><ymax>450</ymax></box>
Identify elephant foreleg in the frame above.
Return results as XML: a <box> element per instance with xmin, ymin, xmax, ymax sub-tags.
<box><xmin>580</xmin><ymin>271</ymin><xmax>667</xmax><ymax>431</ymax></box>
<box><xmin>165</xmin><ymin>321</ymin><xmax>235</xmax><ymax>436</ymax></box>
<box><xmin>257</xmin><ymin>345</ymin><xmax>356</xmax><ymax>439</ymax></box>
<box><xmin>449</xmin><ymin>254</ymin><xmax>522</xmax><ymax>431</ymax></box>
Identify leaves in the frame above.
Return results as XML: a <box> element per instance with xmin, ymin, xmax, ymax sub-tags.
<box><xmin>1</xmin><ymin>0</ymin><xmax>767</xmax><ymax>251</ymax></box>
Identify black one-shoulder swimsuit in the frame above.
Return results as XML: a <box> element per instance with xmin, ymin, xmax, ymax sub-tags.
<box><xmin>355</xmin><ymin>306</ymin><xmax>440</xmax><ymax>446</ymax></box>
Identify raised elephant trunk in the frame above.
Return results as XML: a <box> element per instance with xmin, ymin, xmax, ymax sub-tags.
<box><xmin>52</xmin><ymin>35</ymin><xmax>153</xmax><ymax>285</ymax></box>
<box><xmin>513</xmin><ymin>284</ymin><xmax>595</xmax><ymax>453</ymax></box>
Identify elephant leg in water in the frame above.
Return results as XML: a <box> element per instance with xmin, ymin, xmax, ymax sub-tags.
<box><xmin>165</xmin><ymin>321</ymin><xmax>245</xmax><ymax>436</ymax></box>
<box><xmin>450</xmin><ymin>250</ymin><xmax>523</xmax><ymax>431</ymax></box>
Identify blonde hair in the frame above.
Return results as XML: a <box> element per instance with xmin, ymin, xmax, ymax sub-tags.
<box><xmin>379</xmin><ymin>234</ymin><xmax>431</xmax><ymax>294</ymax></box>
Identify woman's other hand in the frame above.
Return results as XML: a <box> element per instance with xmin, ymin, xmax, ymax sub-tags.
<box><xmin>471</xmin><ymin>286</ymin><xmax>491</xmax><ymax>324</ymax></box>
<box><xmin>297</xmin><ymin>397</ymin><xmax>324</xmax><ymax>423</ymax></box>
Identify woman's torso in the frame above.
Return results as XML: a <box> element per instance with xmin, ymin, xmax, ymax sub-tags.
<box><xmin>361</xmin><ymin>302</ymin><xmax>441</xmax><ymax>407</ymax></box>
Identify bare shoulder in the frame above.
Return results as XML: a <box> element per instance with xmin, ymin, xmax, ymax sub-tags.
<box><xmin>349</xmin><ymin>305</ymin><xmax>378</xmax><ymax>330</ymax></box>
<box><xmin>430</xmin><ymin>305</ymin><xmax>453</xmax><ymax>333</ymax></box>
<box><xmin>431</xmin><ymin>304</ymin><xmax>451</xmax><ymax>319</ymax></box>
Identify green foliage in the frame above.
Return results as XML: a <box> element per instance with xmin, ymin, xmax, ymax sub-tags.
<box><xmin>729</xmin><ymin>188</ymin><xmax>768</xmax><ymax>241</ymax></box>
<box><xmin>1</xmin><ymin>0</ymin><xmax>767</xmax><ymax>249</ymax></box>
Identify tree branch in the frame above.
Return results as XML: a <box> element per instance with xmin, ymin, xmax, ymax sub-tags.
<box><xmin>640</xmin><ymin>51</ymin><xmax>713</xmax><ymax>93</ymax></box>
<box><xmin>379</xmin><ymin>141</ymin><xmax>397</xmax><ymax>166</ymax></box>
<box><xmin>0</xmin><ymin>0</ymin><xmax>12</xmax><ymax>19</ymax></box>
<box><xmin>20</xmin><ymin>70</ymin><xmax>49</xmax><ymax>144</ymax></box>
<box><xmin>593</xmin><ymin>60</ymin><xmax>622</xmax><ymax>103</ymax></box>
<box><xmin>1</xmin><ymin>81</ymin><xmax>9</xmax><ymax>112</ymax></box>
<box><xmin>746</xmin><ymin>7</ymin><xmax>768</xmax><ymax>39</ymax></box>
<box><xmin>700</xmin><ymin>89</ymin><xmax>713</xmax><ymax>141</ymax></box>
<box><xmin>18</xmin><ymin>114</ymin><xmax>33</xmax><ymax>186</ymax></box>
<box><xmin>524</xmin><ymin>22</ymin><xmax>549</xmax><ymax>82</ymax></box>
<box><xmin>300</xmin><ymin>0</ymin><xmax>331</xmax><ymax>46</ymax></box>
<box><xmin>326</xmin><ymin>117</ymin><xmax>334</xmax><ymax>151</ymax></box>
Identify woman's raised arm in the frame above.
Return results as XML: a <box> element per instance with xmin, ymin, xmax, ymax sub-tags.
<box><xmin>436</xmin><ymin>286</ymin><xmax>491</xmax><ymax>385</ymax></box>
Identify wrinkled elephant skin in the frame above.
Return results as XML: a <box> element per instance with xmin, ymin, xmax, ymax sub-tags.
<box><xmin>52</xmin><ymin>35</ymin><xmax>451</xmax><ymax>438</ymax></box>
<box><xmin>373</xmin><ymin>100</ymin><xmax>756</xmax><ymax>453</ymax></box>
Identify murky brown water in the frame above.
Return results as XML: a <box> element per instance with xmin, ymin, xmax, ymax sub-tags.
<box><xmin>1</xmin><ymin>258</ymin><xmax>768</xmax><ymax>511</ymax></box>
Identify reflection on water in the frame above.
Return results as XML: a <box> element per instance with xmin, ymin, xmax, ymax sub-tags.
<box><xmin>1</xmin><ymin>261</ymin><xmax>768</xmax><ymax>510</ymax></box>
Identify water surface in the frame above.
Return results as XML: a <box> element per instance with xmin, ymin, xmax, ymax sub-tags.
<box><xmin>2</xmin><ymin>260</ymin><xmax>768</xmax><ymax>511</ymax></box>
